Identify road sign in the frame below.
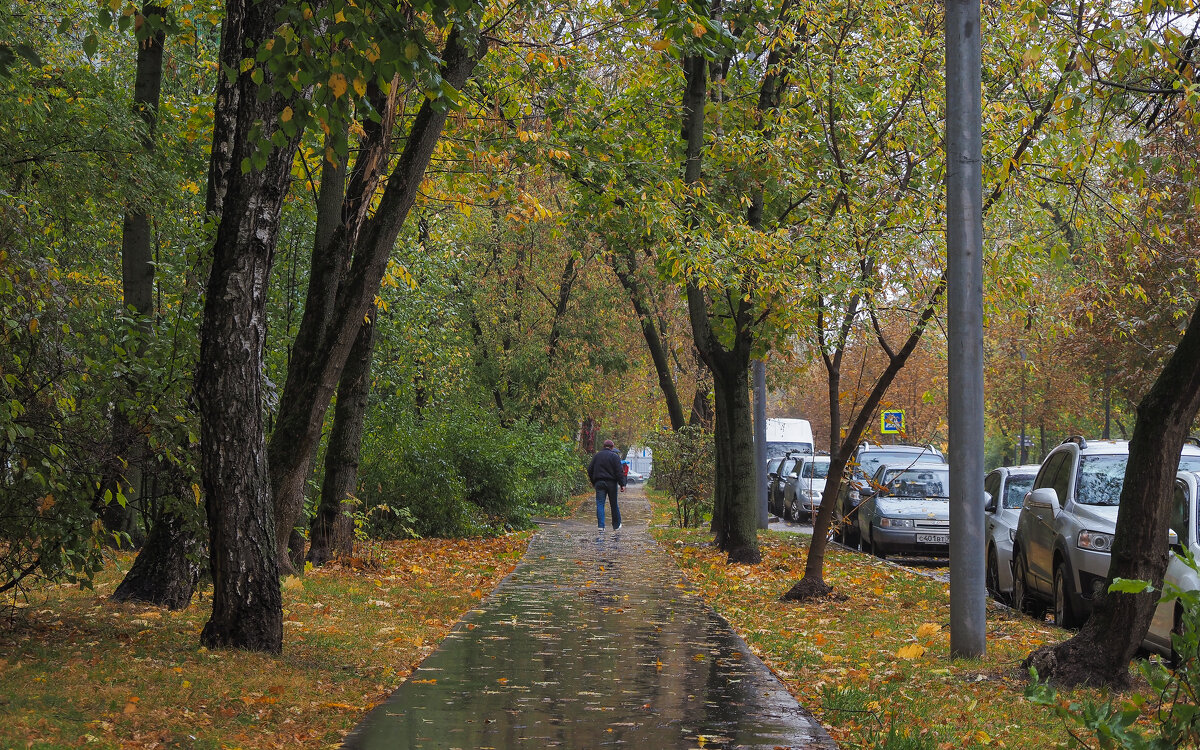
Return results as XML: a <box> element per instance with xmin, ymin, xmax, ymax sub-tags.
<box><xmin>880</xmin><ymin>409</ymin><xmax>905</xmax><ymax>435</ymax></box>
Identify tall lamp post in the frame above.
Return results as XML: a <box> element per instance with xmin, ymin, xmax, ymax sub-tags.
<box><xmin>946</xmin><ymin>0</ymin><xmax>986</xmax><ymax>658</ymax></box>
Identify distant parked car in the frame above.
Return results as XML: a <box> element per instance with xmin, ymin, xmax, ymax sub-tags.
<box><xmin>769</xmin><ymin>454</ymin><xmax>804</xmax><ymax>518</ymax></box>
<box><xmin>1145</xmin><ymin>471</ymin><xmax>1200</xmax><ymax>658</ymax></box>
<box><xmin>784</xmin><ymin>454</ymin><xmax>831</xmax><ymax>522</ymax></box>
<box><xmin>834</xmin><ymin>442</ymin><xmax>945</xmax><ymax>547</ymax></box>
<box><xmin>855</xmin><ymin>462</ymin><xmax>952</xmax><ymax>558</ymax></box>
<box><xmin>983</xmin><ymin>465</ymin><xmax>1039</xmax><ymax>604</ymax></box>
<box><xmin>625</xmin><ymin>468</ymin><xmax>646</xmax><ymax>483</ymax></box>
<box><xmin>1011</xmin><ymin>437</ymin><xmax>1200</xmax><ymax>628</ymax></box>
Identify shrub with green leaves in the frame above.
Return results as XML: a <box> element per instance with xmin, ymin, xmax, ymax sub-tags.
<box><xmin>356</xmin><ymin>402</ymin><xmax>580</xmax><ymax>538</ymax></box>
<box><xmin>646</xmin><ymin>425</ymin><xmax>714</xmax><ymax>527</ymax></box>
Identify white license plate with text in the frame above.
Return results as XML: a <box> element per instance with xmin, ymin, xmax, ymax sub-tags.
<box><xmin>916</xmin><ymin>534</ymin><xmax>948</xmax><ymax>544</ymax></box>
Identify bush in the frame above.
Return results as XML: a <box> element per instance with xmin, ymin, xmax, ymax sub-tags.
<box><xmin>356</xmin><ymin>402</ymin><xmax>580</xmax><ymax>538</ymax></box>
<box><xmin>646</xmin><ymin>425</ymin><xmax>713</xmax><ymax>527</ymax></box>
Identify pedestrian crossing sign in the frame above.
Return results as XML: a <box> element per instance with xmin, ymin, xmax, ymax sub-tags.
<box><xmin>881</xmin><ymin>409</ymin><xmax>905</xmax><ymax>435</ymax></box>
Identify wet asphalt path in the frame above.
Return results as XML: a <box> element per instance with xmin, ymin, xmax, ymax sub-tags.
<box><xmin>342</xmin><ymin>488</ymin><xmax>835</xmax><ymax>749</ymax></box>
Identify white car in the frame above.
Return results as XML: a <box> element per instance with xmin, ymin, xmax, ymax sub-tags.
<box><xmin>983</xmin><ymin>465</ymin><xmax>1039</xmax><ymax>603</ymax></box>
<box><xmin>1146</xmin><ymin>470</ymin><xmax>1200</xmax><ymax>657</ymax></box>
<box><xmin>788</xmin><ymin>454</ymin><xmax>831</xmax><ymax>522</ymax></box>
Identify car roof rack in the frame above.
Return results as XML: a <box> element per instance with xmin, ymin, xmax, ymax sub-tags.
<box><xmin>1062</xmin><ymin>435</ymin><xmax>1088</xmax><ymax>448</ymax></box>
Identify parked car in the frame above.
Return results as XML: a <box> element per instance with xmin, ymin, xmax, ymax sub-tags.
<box><xmin>1011</xmin><ymin>437</ymin><xmax>1200</xmax><ymax>627</ymax></box>
<box><xmin>854</xmin><ymin>462</ymin><xmax>952</xmax><ymax>557</ymax></box>
<box><xmin>1145</xmin><ymin>471</ymin><xmax>1200</xmax><ymax>658</ymax></box>
<box><xmin>784</xmin><ymin>454</ymin><xmax>831</xmax><ymax>522</ymax></box>
<box><xmin>983</xmin><ymin>465</ymin><xmax>1039</xmax><ymax>603</ymax></box>
<box><xmin>768</xmin><ymin>453</ymin><xmax>804</xmax><ymax>518</ymax></box>
<box><xmin>833</xmin><ymin>442</ymin><xmax>946</xmax><ymax>546</ymax></box>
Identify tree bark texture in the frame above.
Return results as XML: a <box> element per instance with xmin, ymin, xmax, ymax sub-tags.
<box><xmin>308</xmin><ymin>308</ymin><xmax>376</xmax><ymax>566</ymax></box>
<box><xmin>709</xmin><ymin>357</ymin><xmax>760</xmax><ymax>563</ymax></box>
<box><xmin>112</xmin><ymin>466</ymin><xmax>205</xmax><ymax>610</ymax></box>
<box><xmin>196</xmin><ymin>0</ymin><xmax>303</xmax><ymax>653</ymax></box>
<box><xmin>267</xmin><ymin>30</ymin><xmax>486</xmax><ymax>573</ymax></box>
<box><xmin>1024</xmin><ymin>302</ymin><xmax>1200</xmax><ymax>687</ymax></box>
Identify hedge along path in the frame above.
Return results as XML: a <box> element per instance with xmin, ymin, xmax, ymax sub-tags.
<box><xmin>344</xmin><ymin>485</ymin><xmax>835</xmax><ymax>749</ymax></box>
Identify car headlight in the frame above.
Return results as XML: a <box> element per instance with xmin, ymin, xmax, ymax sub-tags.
<box><xmin>1078</xmin><ymin>529</ymin><xmax>1114</xmax><ymax>552</ymax></box>
<box><xmin>879</xmin><ymin>517</ymin><xmax>915</xmax><ymax>528</ymax></box>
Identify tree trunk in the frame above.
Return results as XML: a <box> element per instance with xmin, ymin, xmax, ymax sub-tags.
<box><xmin>112</xmin><ymin>467</ymin><xmax>205</xmax><ymax>609</ymax></box>
<box><xmin>1023</xmin><ymin>302</ymin><xmax>1200</xmax><ymax>687</ymax></box>
<box><xmin>308</xmin><ymin>308</ymin><xmax>376</xmax><ymax>567</ymax></box>
<box><xmin>268</xmin><ymin>31</ymin><xmax>486</xmax><ymax>574</ymax></box>
<box><xmin>610</xmin><ymin>243</ymin><xmax>688</xmax><ymax>430</ymax></box>
<box><xmin>785</xmin><ymin>278</ymin><xmax>946</xmax><ymax>601</ymax></box>
<box><xmin>97</xmin><ymin>3</ymin><xmax>167</xmax><ymax>546</ymax></box>
<box><xmin>710</xmin><ymin>359</ymin><xmax>760</xmax><ymax>563</ymax></box>
<box><xmin>196</xmin><ymin>0</ymin><xmax>303</xmax><ymax>653</ymax></box>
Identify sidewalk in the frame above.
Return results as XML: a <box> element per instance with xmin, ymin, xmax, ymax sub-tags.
<box><xmin>342</xmin><ymin>487</ymin><xmax>835</xmax><ymax>749</ymax></box>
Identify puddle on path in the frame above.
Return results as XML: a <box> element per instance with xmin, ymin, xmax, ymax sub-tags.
<box><xmin>343</xmin><ymin>492</ymin><xmax>835</xmax><ymax>749</ymax></box>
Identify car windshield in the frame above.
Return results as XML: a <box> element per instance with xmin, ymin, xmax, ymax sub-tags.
<box><xmin>1076</xmin><ymin>455</ymin><xmax>1128</xmax><ymax>506</ymax></box>
<box><xmin>1181</xmin><ymin>455</ymin><xmax>1200</xmax><ymax>472</ymax></box>
<box><xmin>1005</xmin><ymin>475</ymin><xmax>1034</xmax><ymax>509</ymax></box>
<box><xmin>859</xmin><ymin>450</ymin><xmax>941</xmax><ymax>479</ymax></box>
<box><xmin>802</xmin><ymin>460</ymin><xmax>830</xmax><ymax>479</ymax></box>
<box><xmin>882</xmin><ymin>467</ymin><xmax>950</xmax><ymax>498</ymax></box>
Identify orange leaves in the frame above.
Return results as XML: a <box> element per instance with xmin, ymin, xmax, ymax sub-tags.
<box><xmin>896</xmin><ymin>643</ymin><xmax>926</xmax><ymax>659</ymax></box>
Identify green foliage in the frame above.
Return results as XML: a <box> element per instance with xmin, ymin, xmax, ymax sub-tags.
<box><xmin>646</xmin><ymin>425</ymin><xmax>713</xmax><ymax>527</ymax></box>
<box><xmin>357</xmin><ymin>401</ymin><xmax>580</xmax><ymax>538</ymax></box>
<box><xmin>1027</xmin><ymin>552</ymin><xmax>1200</xmax><ymax>748</ymax></box>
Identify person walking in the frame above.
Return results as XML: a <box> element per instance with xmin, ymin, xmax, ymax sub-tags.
<box><xmin>587</xmin><ymin>439</ymin><xmax>627</xmax><ymax>530</ymax></box>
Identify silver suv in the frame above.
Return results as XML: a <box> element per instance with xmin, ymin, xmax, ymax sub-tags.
<box><xmin>1011</xmin><ymin>437</ymin><xmax>1200</xmax><ymax>627</ymax></box>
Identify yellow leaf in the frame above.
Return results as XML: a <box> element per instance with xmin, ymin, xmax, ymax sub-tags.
<box><xmin>37</xmin><ymin>494</ymin><xmax>55</xmax><ymax>513</ymax></box>
<box><xmin>192</xmin><ymin>483</ymin><xmax>201</xmax><ymax>505</ymax></box>
<box><xmin>281</xmin><ymin>106</ymin><xmax>293</xmax><ymax>123</ymax></box>
<box><xmin>328</xmin><ymin>73</ymin><xmax>348</xmax><ymax>98</ymax></box>
<box><xmin>896</xmin><ymin>643</ymin><xmax>926</xmax><ymax>659</ymax></box>
<box><xmin>353</xmin><ymin>76</ymin><xmax>367</xmax><ymax>97</ymax></box>
<box><xmin>649</xmin><ymin>39</ymin><xmax>670</xmax><ymax>51</ymax></box>
<box><xmin>915</xmin><ymin>622</ymin><xmax>941</xmax><ymax>639</ymax></box>
<box><xmin>282</xmin><ymin>575</ymin><xmax>304</xmax><ymax>591</ymax></box>
<box><xmin>28</xmin><ymin>318</ymin><xmax>38</xmax><ymax>335</ymax></box>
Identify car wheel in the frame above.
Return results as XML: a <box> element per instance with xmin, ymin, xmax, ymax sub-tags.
<box><xmin>1013</xmin><ymin>549</ymin><xmax>1046</xmax><ymax>620</ymax></box>
<box><xmin>1053</xmin><ymin>562</ymin><xmax>1081</xmax><ymax>629</ymax></box>
<box><xmin>986</xmin><ymin>547</ymin><xmax>1009</xmax><ymax>605</ymax></box>
<box><xmin>787</xmin><ymin>499</ymin><xmax>801</xmax><ymax>523</ymax></box>
<box><xmin>843</xmin><ymin>519</ymin><xmax>860</xmax><ymax>548</ymax></box>
<box><xmin>860</xmin><ymin>532</ymin><xmax>874</xmax><ymax>555</ymax></box>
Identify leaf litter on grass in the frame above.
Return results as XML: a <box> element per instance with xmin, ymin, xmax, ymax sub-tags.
<box><xmin>0</xmin><ymin>532</ymin><xmax>531</xmax><ymax>749</ymax></box>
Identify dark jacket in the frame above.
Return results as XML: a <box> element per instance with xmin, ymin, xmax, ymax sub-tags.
<box><xmin>587</xmin><ymin>448</ymin><xmax>626</xmax><ymax>487</ymax></box>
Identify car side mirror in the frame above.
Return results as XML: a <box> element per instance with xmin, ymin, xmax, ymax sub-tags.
<box><xmin>983</xmin><ymin>491</ymin><xmax>995</xmax><ymax>513</ymax></box>
<box><xmin>1169</xmin><ymin>528</ymin><xmax>1182</xmax><ymax>554</ymax></box>
<box><xmin>1027</xmin><ymin>487</ymin><xmax>1060</xmax><ymax>516</ymax></box>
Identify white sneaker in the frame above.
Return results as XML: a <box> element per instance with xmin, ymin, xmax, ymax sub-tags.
<box><xmin>614</xmin><ymin>522</ymin><xmax>622</xmax><ymax>530</ymax></box>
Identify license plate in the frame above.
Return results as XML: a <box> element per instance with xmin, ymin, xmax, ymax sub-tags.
<box><xmin>916</xmin><ymin>534</ymin><xmax>948</xmax><ymax>544</ymax></box>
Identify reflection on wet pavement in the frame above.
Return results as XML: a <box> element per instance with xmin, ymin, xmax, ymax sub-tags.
<box><xmin>343</xmin><ymin>490</ymin><xmax>835</xmax><ymax>749</ymax></box>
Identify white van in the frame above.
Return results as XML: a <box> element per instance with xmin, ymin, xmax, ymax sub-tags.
<box><xmin>765</xmin><ymin>418</ymin><xmax>814</xmax><ymax>459</ymax></box>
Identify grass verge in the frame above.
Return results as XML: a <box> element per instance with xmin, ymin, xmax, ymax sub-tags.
<box><xmin>645</xmin><ymin>489</ymin><xmax>1136</xmax><ymax>749</ymax></box>
<box><xmin>0</xmin><ymin>533</ymin><xmax>530</xmax><ymax>749</ymax></box>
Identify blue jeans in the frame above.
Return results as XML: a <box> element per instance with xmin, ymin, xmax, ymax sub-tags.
<box><xmin>595</xmin><ymin>480</ymin><xmax>622</xmax><ymax>529</ymax></box>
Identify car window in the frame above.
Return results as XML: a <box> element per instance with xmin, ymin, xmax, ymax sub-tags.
<box><xmin>780</xmin><ymin>459</ymin><xmax>797</xmax><ymax>476</ymax></box>
<box><xmin>767</xmin><ymin>458</ymin><xmax>782</xmax><ymax>475</ymax></box>
<box><xmin>1075</xmin><ymin>454</ymin><xmax>1128</xmax><ymax>506</ymax></box>
<box><xmin>1004</xmin><ymin>475</ymin><xmax>1034</xmax><ymax>509</ymax></box>
<box><xmin>884</xmin><ymin>467</ymin><xmax>950</xmax><ymax>498</ymax></box>
<box><xmin>802</xmin><ymin>460</ymin><xmax>830</xmax><ymax>479</ymax></box>
<box><xmin>1170</xmin><ymin>481</ymin><xmax>1190</xmax><ymax>547</ymax></box>
<box><xmin>984</xmin><ymin>472</ymin><xmax>1001</xmax><ymax>506</ymax></box>
<box><xmin>1034</xmin><ymin>450</ymin><xmax>1070</xmax><ymax>497</ymax></box>
<box><xmin>1181</xmin><ymin>455</ymin><xmax>1200</xmax><ymax>472</ymax></box>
